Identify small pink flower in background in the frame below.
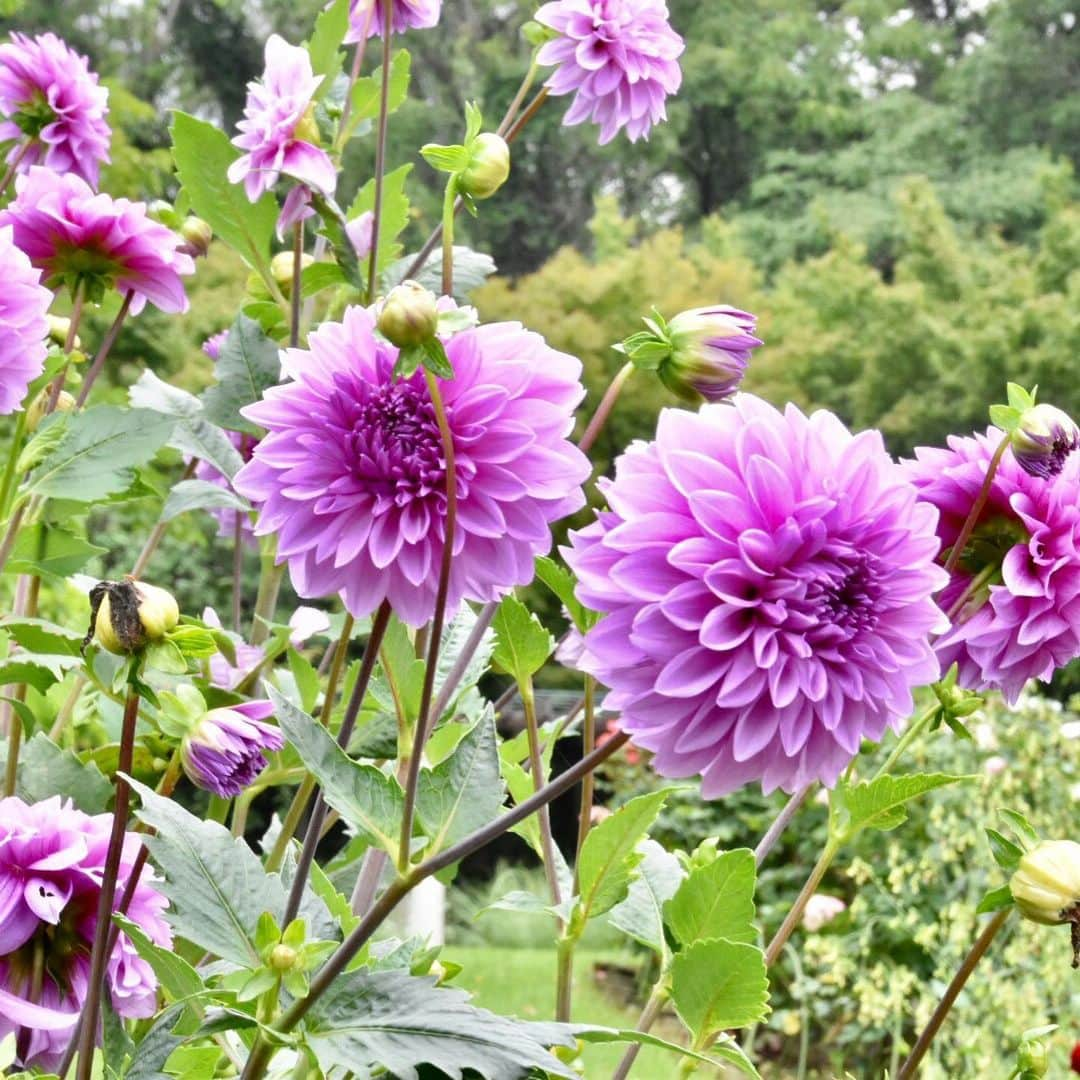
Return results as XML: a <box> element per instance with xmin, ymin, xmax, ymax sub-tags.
<box><xmin>202</xmin><ymin>329</ymin><xmax>229</xmax><ymax>362</ymax></box>
<box><xmin>193</xmin><ymin>430</ymin><xmax>257</xmax><ymax>547</ymax></box>
<box><xmin>202</xmin><ymin>608</ymin><xmax>264</xmax><ymax>690</ymax></box>
<box><xmin>346</xmin><ymin>0</ymin><xmax>442</xmax><ymax>42</ymax></box>
<box><xmin>0</xmin><ymin>167</ymin><xmax>194</xmax><ymax>314</ymax></box>
<box><xmin>536</xmin><ymin>0</ymin><xmax>684</xmax><ymax>144</ymax></box>
<box><xmin>983</xmin><ymin>755</ymin><xmax>1008</xmax><ymax>777</ymax></box>
<box><xmin>802</xmin><ymin>893</ymin><xmax>846</xmax><ymax>932</ymax></box>
<box><xmin>234</xmin><ymin>305</ymin><xmax>590</xmax><ymax>627</ymax></box>
<box><xmin>0</xmin><ymin>796</ymin><xmax>170</xmax><ymax>1071</ymax></box>
<box><xmin>228</xmin><ymin>35</ymin><xmax>336</xmax><ymax>203</ymax></box>
<box><xmin>0</xmin><ymin>224</ymin><xmax>52</xmax><ymax>415</ymax></box>
<box><xmin>0</xmin><ymin>32</ymin><xmax>110</xmax><ymax>188</ymax></box>
<box><xmin>345</xmin><ymin>210</ymin><xmax>375</xmax><ymax>260</ymax></box>
<box><xmin>907</xmin><ymin>430</ymin><xmax>1080</xmax><ymax>703</ymax></box>
<box><xmin>289</xmin><ymin>605</ymin><xmax>330</xmax><ymax>645</ymax></box>
<box><xmin>180</xmin><ymin>701</ymin><xmax>284</xmax><ymax>797</ymax></box>
<box><xmin>566</xmin><ymin>396</ymin><xmax>947</xmax><ymax>797</ymax></box>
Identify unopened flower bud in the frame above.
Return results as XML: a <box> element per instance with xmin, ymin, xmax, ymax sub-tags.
<box><xmin>180</xmin><ymin>701</ymin><xmax>284</xmax><ymax>797</ymax></box>
<box><xmin>269</xmin><ymin>944</ymin><xmax>298</xmax><ymax>972</ymax></box>
<box><xmin>1010</xmin><ymin>839</ymin><xmax>1080</xmax><ymax>966</ymax></box>
<box><xmin>180</xmin><ymin>216</ymin><xmax>213</xmax><ymax>258</ymax></box>
<box><xmin>147</xmin><ymin>199</ymin><xmax>177</xmax><ymax>226</ymax></box>
<box><xmin>88</xmin><ymin>580</ymin><xmax>179</xmax><ymax>655</ymax></box>
<box><xmin>1017</xmin><ymin>1038</ymin><xmax>1049</xmax><ymax>1077</ymax></box>
<box><xmin>270</xmin><ymin>250</ymin><xmax>315</xmax><ymax>297</ymax></box>
<box><xmin>458</xmin><ymin>133</ymin><xmax>510</xmax><ymax>200</ymax></box>
<box><xmin>26</xmin><ymin>388</ymin><xmax>75</xmax><ymax>432</ymax></box>
<box><xmin>46</xmin><ymin>315</ymin><xmax>79</xmax><ymax>350</ymax></box>
<box><xmin>378</xmin><ymin>281</ymin><xmax>439</xmax><ymax>347</ymax></box>
<box><xmin>1012</xmin><ymin>404</ymin><xmax>1080</xmax><ymax>479</ymax></box>
<box><xmin>293</xmin><ymin>104</ymin><xmax>321</xmax><ymax>147</ymax></box>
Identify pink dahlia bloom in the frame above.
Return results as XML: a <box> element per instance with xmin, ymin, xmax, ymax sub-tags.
<box><xmin>0</xmin><ymin>32</ymin><xmax>110</xmax><ymax>188</ymax></box>
<box><xmin>907</xmin><ymin>430</ymin><xmax>1080</xmax><ymax>703</ymax></box>
<box><xmin>536</xmin><ymin>0</ymin><xmax>684</xmax><ymax>144</ymax></box>
<box><xmin>228</xmin><ymin>35</ymin><xmax>336</xmax><ymax>203</ymax></box>
<box><xmin>346</xmin><ymin>0</ymin><xmax>442</xmax><ymax>42</ymax></box>
<box><xmin>0</xmin><ymin>168</ymin><xmax>194</xmax><ymax>315</ymax></box>
<box><xmin>234</xmin><ymin>305</ymin><xmax>590</xmax><ymax>626</ymax></box>
<box><xmin>0</xmin><ymin>224</ymin><xmax>51</xmax><ymax>415</ymax></box>
<box><xmin>0</xmin><ymin>796</ymin><xmax>170</xmax><ymax>1071</ymax></box>
<box><xmin>565</xmin><ymin>396</ymin><xmax>948</xmax><ymax>797</ymax></box>
<box><xmin>180</xmin><ymin>701</ymin><xmax>284</xmax><ymax>798</ymax></box>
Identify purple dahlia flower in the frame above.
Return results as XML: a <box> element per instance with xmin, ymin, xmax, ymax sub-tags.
<box><xmin>536</xmin><ymin>0</ymin><xmax>684</xmax><ymax>144</ymax></box>
<box><xmin>907</xmin><ymin>430</ymin><xmax>1080</xmax><ymax>704</ymax></box>
<box><xmin>234</xmin><ymin>305</ymin><xmax>590</xmax><ymax>626</ymax></box>
<box><xmin>565</xmin><ymin>395</ymin><xmax>948</xmax><ymax>797</ymax></box>
<box><xmin>0</xmin><ymin>224</ymin><xmax>51</xmax><ymax>415</ymax></box>
<box><xmin>662</xmin><ymin>306</ymin><xmax>761</xmax><ymax>402</ymax></box>
<box><xmin>180</xmin><ymin>701</ymin><xmax>284</xmax><ymax>797</ymax></box>
<box><xmin>0</xmin><ymin>168</ymin><xmax>194</xmax><ymax>314</ymax></box>
<box><xmin>346</xmin><ymin>0</ymin><xmax>442</xmax><ymax>42</ymax></box>
<box><xmin>203</xmin><ymin>330</ymin><xmax>229</xmax><ymax>362</ymax></box>
<box><xmin>0</xmin><ymin>32</ymin><xmax>110</xmax><ymax>188</ymax></box>
<box><xmin>228</xmin><ymin>35</ymin><xmax>336</xmax><ymax>203</ymax></box>
<box><xmin>0</xmin><ymin>796</ymin><xmax>170</xmax><ymax>1071</ymax></box>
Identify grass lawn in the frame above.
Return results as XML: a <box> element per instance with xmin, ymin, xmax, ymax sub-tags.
<box><xmin>445</xmin><ymin>945</ymin><xmax>716</xmax><ymax>1078</ymax></box>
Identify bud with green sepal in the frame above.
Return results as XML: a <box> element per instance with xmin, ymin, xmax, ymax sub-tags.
<box><xmin>1010</xmin><ymin>839</ymin><xmax>1080</xmax><ymax>966</ymax></box>
<box><xmin>377</xmin><ymin>281</ymin><xmax>454</xmax><ymax>379</ymax></box>
<box><xmin>421</xmin><ymin>102</ymin><xmax>511</xmax><ymax>215</ymax></box>
<box><xmin>85</xmin><ymin>579</ymin><xmax>179</xmax><ymax>656</ymax></box>
<box><xmin>270</xmin><ymin>249</ymin><xmax>315</xmax><ymax>298</ymax></box>
<box><xmin>235</xmin><ymin>913</ymin><xmax>336</xmax><ymax>1003</ymax></box>
<box><xmin>1010</xmin><ymin>1025</ymin><xmax>1056</xmax><ymax>1080</ymax></box>
<box><xmin>928</xmin><ymin>663</ymin><xmax>985</xmax><ymax>739</ymax></box>
<box><xmin>26</xmin><ymin>387</ymin><xmax>74</xmax><ymax>432</ymax></box>
<box><xmin>179</xmin><ymin>216</ymin><xmax>213</xmax><ymax>258</ymax></box>
<box><xmin>991</xmin><ymin>383</ymin><xmax>1080</xmax><ymax>480</ymax></box>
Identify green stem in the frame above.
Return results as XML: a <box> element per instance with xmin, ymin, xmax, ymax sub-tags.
<box><xmin>496</xmin><ymin>56</ymin><xmax>540</xmax><ymax>137</ymax></box>
<box><xmin>611</xmin><ymin>981</ymin><xmax>669</xmax><ymax>1080</ymax></box>
<box><xmin>942</xmin><ymin>435</ymin><xmax>1009</xmax><ymax>576</ymax></box>
<box><xmin>366</xmin><ymin>0</ymin><xmax>394</xmax><ymax>300</ymax></box>
<box><xmin>0</xmin><ymin>407</ymin><xmax>27</xmax><ymax>519</ymax></box>
<box><xmin>75</xmin><ymin>290</ymin><xmax>135</xmax><ymax>408</ymax></box>
<box><xmin>0</xmin><ymin>137</ymin><xmax>31</xmax><ymax>197</ymax></box>
<box><xmin>45</xmin><ymin>279</ymin><xmax>86</xmax><ymax>412</ymax></box>
<box><xmin>441</xmin><ymin>175</ymin><xmax>456</xmax><ymax>297</ymax></box>
<box><xmin>505</xmin><ymin>86</ymin><xmax>549</xmax><ymax>144</ymax></box>
<box><xmin>522</xmin><ymin>678</ymin><xmax>563</xmax><ymax>915</ymax></box>
<box><xmin>207</xmin><ymin>795</ymin><xmax>232</xmax><ymax>824</ymax></box>
<box><xmin>579</xmin><ymin>361</ymin><xmax>634</xmax><ymax>453</ymax></box>
<box><xmin>874</xmin><ymin>703</ymin><xmax>937</xmax><ymax>780</ymax></box>
<box><xmin>764</xmin><ymin>835</ymin><xmax>841</xmax><ymax>968</ymax></box>
<box><xmin>573</xmin><ymin>676</ymin><xmax>597</xmax><ymax>878</ymax></box>
<box><xmin>250</xmin><ymin>545</ymin><xmax>286</xmax><ymax>646</ymax></box>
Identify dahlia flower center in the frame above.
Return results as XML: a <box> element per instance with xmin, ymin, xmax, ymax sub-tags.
<box><xmin>805</xmin><ymin>553</ymin><xmax>880</xmax><ymax>636</ymax></box>
<box><xmin>4</xmin><ymin>894</ymin><xmax>91</xmax><ymax>997</ymax></box>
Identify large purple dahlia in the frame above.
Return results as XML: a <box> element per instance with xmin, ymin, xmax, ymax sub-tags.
<box><xmin>536</xmin><ymin>0</ymin><xmax>684</xmax><ymax>144</ymax></box>
<box><xmin>0</xmin><ymin>796</ymin><xmax>170</xmax><ymax>1070</ymax></box>
<box><xmin>907</xmin><ymin>430</ymin><xmax>1080</xmax><ymax>703</ymax></box>
<box><xmin>0</xmin><ymin>32</ymin><xmax>110</xmax><ymax>188</ymax></box>
<box><xmin>234</xmin><ymin>305</ymin><xmax>590</xmax><ymax>626</ymax></box>
<box><xmin>346</xmin><ymin>0</ymin><xmax>442</xmax><ymax>42</ymax></box>
<box><xmin>0</xmin><ymin>224</ymin><xmax>51</xmax><ymax>415</ymax></box>
<box><xmin>565</xmin><ymin>396</ymin><xmax>948</xmax><ymax>797</ymax></box>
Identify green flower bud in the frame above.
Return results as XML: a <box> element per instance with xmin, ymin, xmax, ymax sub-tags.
<box><xmin>180</xmin><ymin>216</ymin><xmax>213</xmax><ymax>258</ymax></box>
<box><xmin>377</xmin><ymin>281</ymin><xmax>440</xmax><ymax>347</ymax></box>
<box><xmin>147</xmin><ymin>200</ymin><xmax>178</xmax><ymax>226</ymax></box>
<box><xmin>270</xmin><ymin>250</ymin><xmax>315</xmax><ymax>297</ymax></box>
<box><xmin>46</xmin><ymin>315</ymin><xmax>80</xmax><ymax>350</ymax></box>
<box><xmin>88</xmin><ymin>580</ymin><xmax>180</xmax><ymax>655</ymax></box>
<box><xmin>1017</xmin><ymin>1038</ymin><xmax>1049</xmax><ymax>1077</ymax></box>
<box><xmin>269</xmin><ymin>944</ymin><xmax>299</xmax><ymax>972</ymax></box>
<box><xmin>459</xmin><ymin>133</ymin><xmax>510</xmax><ymax>200</ymax></box>
<box><xmin>26</xmin><ymin>388</ymin><xmax>74</xmax><ymax>432</ymax></box>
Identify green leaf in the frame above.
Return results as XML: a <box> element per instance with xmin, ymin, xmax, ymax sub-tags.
<box><xmin>670</xmin><ymin>938</ymin><xmax>770</xmax><ymax>1040</ymax></box>
<box><xmin>347</xmin><ymin>50</ymin><xmax>411</xmax><ymax>125</ymax></box>
<box><xmin>533</xmin><ymin>555</ymin><xmax>590</xmax><ymax>632</ymax></box>
<box><xmin>200</xmin><ymin>313</ymin><xmax>282</xmax><ymax>435</ymax></box>
<box><xmin>989</xmin><ymin>404</ymin><xmax>1021</xmax><ymax>433</ymax></box>
<box><xmin>0</xmin><ymin>616</ymin><xmax>83</xmax><ymax>657</ymax></box>
<box><xmin>306</xmin><ymin>0</ymin><xmax>350</xmax><ymax>85</ymax></box>
<box><xmin>301</xmin><ymin>260</ymin><xmax>348</xmax><ymax>298</ymax></box>
<box><xmin>386</xmin><ymin>245</ymin><xmax>497</xmax><ymax>301</ymax></box>
<box><xmin>288</xmin><ymin>646</ymin><xmax>321</xmax><ymax>714</ymax></box>
<box><xmin>171</xmin><ymin>111</ymin><xmax>278</xmax><ymax>273</ymax></box>
<box><xmin>986</xmin><ymin>827</ymin><xmax>1024</xmax><ymax>871</ymax></box>
<box><xmin>976</xmin><ymin>883</ymin><xmax>1015</xmax><ymax>915</ymax></box>
<box><xmin>664</xmin><ymin>848</ymin><xmax>757</xmax><ymax>948</ymax></box>
<box><xmin>490</xmin><ymin>596</ymin><xmax>554</xmax><ymax>685</ymax></box>
<box><xmin>14</xmin><ymin>733</ymin><xmax>112</xmax><ymax>812</ymax></box>
<box><xmin>130</xmin><ymin>780</ymin><xmax>286</xmax><ymax>967</ymax></box>
<box><xmin>0</xmin><ymin>651</ymin><xmax>82</xmax><ymax>693</ymax></box>
<box><xmin>129</xmin><ymin>369</ymin><xmax>245</xmax><ymax>479</ymax></box>
<box><xmin>421</xmin><ymin>142</ymin><xmax>470</xmax><ymax>174</ymax></box>
<box><xmin>1006</xmin><ymin>382</ymin><xmax>1035</xmax><ymax>412</ymax></box>
<box><xmin>271</xmin><ymin>686</ymin><xmax>403</xmax><ymax>857</ymax></box>
<box><xmin>573</xmin><ymin>1026</ymin><xmax>761</xmax><ymax>1078</ymax></box>
<box><xmin>421</xmin><ymin>337</ymin><xmax>454</xmax><ymax>379</ymax></box>
<box><xmin>4</xmin><ymin>523</ymin><xmax>106</xmax><ymax>579</ymax></box>
<box><xmin>1000</xmin><ymin>807</ymin><xmax>1040</xmax><ymax>849</ymax></box>
<box><xmin>347</xmin><ymin>163</ymin><xmax>413</xmax><ymax>276</ymax></box>
<box><xmin>433</xmin><ymin>606</ymin><xmax>495</xmax><ymax>719</ymax></box>
<box><xmin>608</xmin><ymin>839</ymin><xmax>684</xmax><ymax>954</ymax></box>
<box><xmin>577</xmin><ymin>789</ymin><xmax>669</xmax><ymax>923</ymax></box>
<box><xmin>416</xmin><ymin>709</ymin><xmax>505</xmax><ymax>855</ymax></box>
<box><xmin>161</xmin><ymin>479</ymin><xmax>250</xmax><ymax>522</ymax></box>
<box><xmin>25</xmin><ymin>406</ymin><xmax>173</xmax><ymax>502</ymax></box>
<box><xmin>831</xmin><ymin>772</ymin><xmax>971</xmax><ymax>840</ymax></box>
<box><xmin>305</xmin><ymin>968</ymin><xmax>576</xmax><ymax>1078</ymax></box>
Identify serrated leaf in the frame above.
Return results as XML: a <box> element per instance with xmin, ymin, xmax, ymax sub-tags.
<box><xmin>0</xmin><ymin>616</ymin><xmax>82</xmax><ymax>656</ymax></box>
<box><xmin>491</xmin><ymin>596</ymin><xmax>553</xmax><ymax>685</ymax></box>
<box><xmin>301</xmin><ymin>260</ymin><xmax>348</xmax><ymax>297</ymax></box>
<box><xmin>171</xmin><ymin>111</ymin><xmax>277</xmax><ymax>272</ymax></box>
<box><xmin>306</xmin><ymin>0</ymin><xmax>350</xmax><ymax>85</ymax></box>
<box><xmin>271</xmin><ymin>686</ymin><xmax>403</xmax><ymax>857</ymax></box>
<box><xmin>200</xmin><ymin>314</ymin><xmax>282</xmax><ymax>435</ymax></box>
<box><xmin>670</xmin><ymin>939</ymin><xmax>770</xmax><ymax>1040</ymax></box>
<box><xmin>4</xmin><ymin>524</ymin><xmax>106</xmax><ymax>579</ymax></box>
<box><xmin>976</xmin><ymin>883</ymin><xmax>1015</xmax><ymax>915</ymax></box>
<box><xmin>986</xmin><ymin>827</ymin><xmax>1024</xmax><ymax>871</ymax></box>
<box><xmin>161</xmin><ymin>479</ymin><xmax>251</xmax><ymax>522</ymax></box>
<box><xmin>347</xmin><ymin>163</ymin><xmax>413</xmax><ymax>277</ymax></box>
<box><xmin>13</xmin><ymin>733</ymin><xmax>113</xmax><ymax>812</ymax></box>
<box><xmin>533</xmin><ymin>555</ymin><xmax>590</xmax><ymax>632</ymax></box>
<box><xmin>416</xmin><ymin>710</ymin><xmax>504</xmax><ymax>855</ymax></box>
<box><xmin>434</xmin><ymin>606</ymin><xmax>495</xmax><ymax>718</ymax></box>
<box><xmin>609</xmin><ymin>839</ymin><xmax>684</xmax><ymax>954</ymax></box>
<box><xmin>0</xmin><ymin>652</ymin><xmax>82</xmax><ymax>693</ymax></box>
<box><xmin>25</xmin><ymin>406</ymin><xmax>173</xmax><ymax>502</ymax></box>
<box><xmin>347</xmin><ymin>50</ymin><xmax>411</xmax><ymax>126</ymax></box>
<box><xmin>573</xmin><ymin>1025</ymin><xmax>761</xmax><ymax>1078</ymax></box>
<box><xmin>577</xmin><ymin>789</ymin><xmax>669</xmax><ymax>922</ymax></box>
<box><xmin>832</xmin><ymin>773</ymin><xmax>970</xmax><ymax>840</ymax></box>
<box><xmin>665</xmin><ymin>848</ymin><xmax>757</xmax><ymax>948</ymax></box>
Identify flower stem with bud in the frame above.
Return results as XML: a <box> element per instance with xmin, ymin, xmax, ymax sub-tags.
<box><xmin>942</xmin><ymin>435</ymin><xmax>1009</xmax><ymax>576</ymax></box>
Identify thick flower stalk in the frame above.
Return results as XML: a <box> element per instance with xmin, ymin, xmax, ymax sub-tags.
<box><xmin>180</xmin><ymin>701</ymin><xmax>284</xmax><ymax>798</ymax></box>
<box><xmin>0</xmin><ymin>167</ymin><xmax>194</xmax><ymax>313</ymax></box>
<box><xmin>0</xmin><ymin>796</ymin><xmax>170</xmax><ymax>1071</ymax></box>
<box><xmin>0</xmin><ymin>224</ymin><xmax>52</xmax><ymax>415</ymax></box>
<box><xmin>536</xmin><ymin>0</ymin><xmax>685</xmax><ymax>144</ymax></box>
<box><xmin>233</xmin><ymin>305</ymin><xmax>590</xmax><ymax>626</ymax></box>
<box><xmin>346</xmin><ymin>0</ymin><xmax>441</xmax><ymax>42</ymax></box>
<box><xmin>565</xmin><ymin>395</ymin><xmax>947</xmax><ymax>796</ymax></box>
<box><xmin>907</xmin><ymin>430</ymin><xmax>1080</xmax><ymax>702</ymax></box>
<box><xmin>0</xmin><ymin>32</ymin><xmax>110</xmax><ymax>187</ymax></box>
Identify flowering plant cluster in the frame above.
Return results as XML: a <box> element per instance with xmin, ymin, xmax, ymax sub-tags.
<box><xmin>0</xmin><ymin>1</ymin><xmax>1075</xmax><ymax>1077</ymax></box>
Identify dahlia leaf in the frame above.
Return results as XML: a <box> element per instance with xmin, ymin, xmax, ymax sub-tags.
<box><xmin>609</xmin><ymin>839</ymin><xmax>685</xmax><ymax>954</ymax></box>
<box><xmin>416</xmin><ymin>708</ymin><xmax>505</xmax><ymax>855</ymax></box>
<box><xmin>161</xmin><ymin>479</ymin><xmax>251</xmax><ymax>522</ymax></box>
<box><xmin>347</xmin><ymin>50</ymin><xmax>411</xmax><ymax>125</ymax></box>
<box><xmin>670</xmin><ymin>938</ymin><xmax>770</xmax><ymax>1040</ymax></box>
<box><xmin>271</xmin><ymin>686</ymin><xmax>404</xmax><ymax>857</ymax></box>
<box><xmin>0</xmin><ymin>650</ymin><xmax>82</xmax><ymax>693</ymax></box>
<box><xmin>300</xmin><ymin>260</ymin><xmax>348</xmax><ymax>298</ymax></box>
<box><xmin>572</xmin><ymin>1026</ymin><xmax>761</xmax><ymax>1079</ymax></box>
<box><xmin>368</xmin><ymin>615</ymin><xmax>425</xmax><ymax>726</ymax></box>
<box><xmin>171</xmin><ymin>111</ymin><xmax>278</xmax><ymax>274</ymax></box>
<box><xmin>664</xmin><ymin>847</ymin><xmax>757</xmax><ymax>948</ymax></box>
<box><xmin>576</xmin><ymin>789</ymin><xmax>669</xmax><ymax>923</ymax></box>
<box><xmin>0</xmin><ymin>615</ymin><xmax>83</xmax><ymax>656</ymax></box>
<box><xmin>11</xmin><ymin>733</ymin><xmax>112</xmax><ymax>813</ymax></box>
<box><xmin>534</xmin><ymin>555</ymin><xmax>592</xmax><ymax>632</ymax></box>
<box><xmin>200</xmin><ymin>314</ymin><xmax>282</xmax><ymax>436</ymax></box>
<box><xmin>491</xmin><ymin>595</ymin><xmax>554</xmax><ymax>684</ymax></box>
<box><xmin>386</xmin><ymin>245</ymin><xmax>497</xmax><ymax>300</ymax></box>
<box><xmin>303</xmin><ymin>968</ymin><xmax>577</xmax><ymax>1079</ymax></box>
<box><xmin>434</xmin><ymin>607</ymin><xmax>496</xmax><ymax>720</ymax></box>
<box><xmin>347</xmin><ymin>162</ymin><xmax>413</xmax><ymax>276</ymax></box>
<box><xmin>831</xmin><ymin>772</ymin><xmax>972</xmax><ymax>841</ymax></box>
<box><xmin>306</xmin><ymin>0</ymin><xmax>350</xmax><ymax>87</ymax></box>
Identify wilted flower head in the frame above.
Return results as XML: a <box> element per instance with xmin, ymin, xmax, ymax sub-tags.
<box><xmin>228</xmin><ymin>35</ymin><xmax>335</xmax><ymax>203</ymax></box>
<box><xmin>536</xmin><ymin>0</ymin><xmax>684</xmax><ymax>144</ymax></box>
<box><xmin>346</xmin><ymin>0</ymin><xmax>442</xmax><ymax>42</ymax></box>
<box><xmin>907</xmin><ymin>430</ymin><xmax>1080</xmax><ymax>703</ymax></box>
<box><xmin>1012</xmin><ymin>403</ymin><xmax>1080</xmax><ymax>480</ymax></box>
<box><xmin>0</xmin><ymin>796</ymin><xmax>170</xmax><ymax>1070</ymax></box>
<box><xmin>566</xmin><ymin>395</ymin><xmax>947</xmax><ymax>797</ymax></box>
<box><xmin>0</xmin><ymin>168</ymin><xmax>194</xmax><ymax>313</ymax></box>
<box><xmin>1010</xmin><ymin>838</ymin><xmax>1080</xmax><ymax>966</ymax></box>
<box><xmin>87</xmin><ymin>579</ymin><xmax>180</xmax><ymax>655</ymax></box>
<box><xmin>0</xmin><ymin>224</ymin><xmax>51</xmax><ymax>415</ymax></box>
<box><xmin>0</xmin><ymin>32</ymin><xmax>110</xmax><ymax>187</ymax></box>
<box><xmin>180</xmin><ymin>701</ymin><xmax>284</xmax><ymax>797</ymax></box>
<box><xmin>234</xmin><ymin>305</ymin><xmax>590</xmax><ymax>626</ymax></box>
<box><xmin>801</xmin><ymin>893</ymin><xmax>846</xmax><ymax>932</ymax></box>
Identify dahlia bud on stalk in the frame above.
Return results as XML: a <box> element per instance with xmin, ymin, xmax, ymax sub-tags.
<box><xmin>178</xmin><ymin>699</ymin><xmax>284</xmax><ymax>798</ymax></box>
<box><xmin>179</xmin><ymin>216</ymin><xmax>213</xmax><ymax>258</ymax></box>
<box><xmin>378</xmin><ymin>280</ymin><xmax>440</xmax><ymax>347</ymax></box>
<box><xmin>991</xmin><ymin>383</ymin><xmax>1080</xmax><ymax>480</ymax></box>
<box><xmin>270</xmin><ymin>249</ymin><xmax>315</xmax><ymax>296</ymax></box>
<box><xmin>46</xmin><ymin>314</ymin><xmax>79</xmax><ymax>349</ymax></box>
<box><xmin>85</xmin><ymin>579</ymin><xmax>179</xmax><ymax>654</ymax></box>
<box><xmin>1010</xmin><ymin>839</ymin><xmax>1080</xmax><ymax>966</ymax></box>
<box><xmin>458</xmin><ymin>132</ymin><xmax>511</xmax><ymax>200</ymax></box>
<box><xmin>25</xmin><ymin>387</ymin><xmax>74</xmax><ymax>431</ymax></box>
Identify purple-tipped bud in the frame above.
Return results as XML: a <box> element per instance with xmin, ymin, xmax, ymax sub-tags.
<box><xmin>179</xmin><ymin>216</ymin><xmax>213</xmax><ymax>258</ymax></box>
<box><xmin>1012</xmin><ymin>404</ymin><xmax>1080</xmax><ymax>480</ymax></box>
<box><xmin>180</xmin><ymin>701</ymin><xmax>284</xmax><ymax>797</ymax></box>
